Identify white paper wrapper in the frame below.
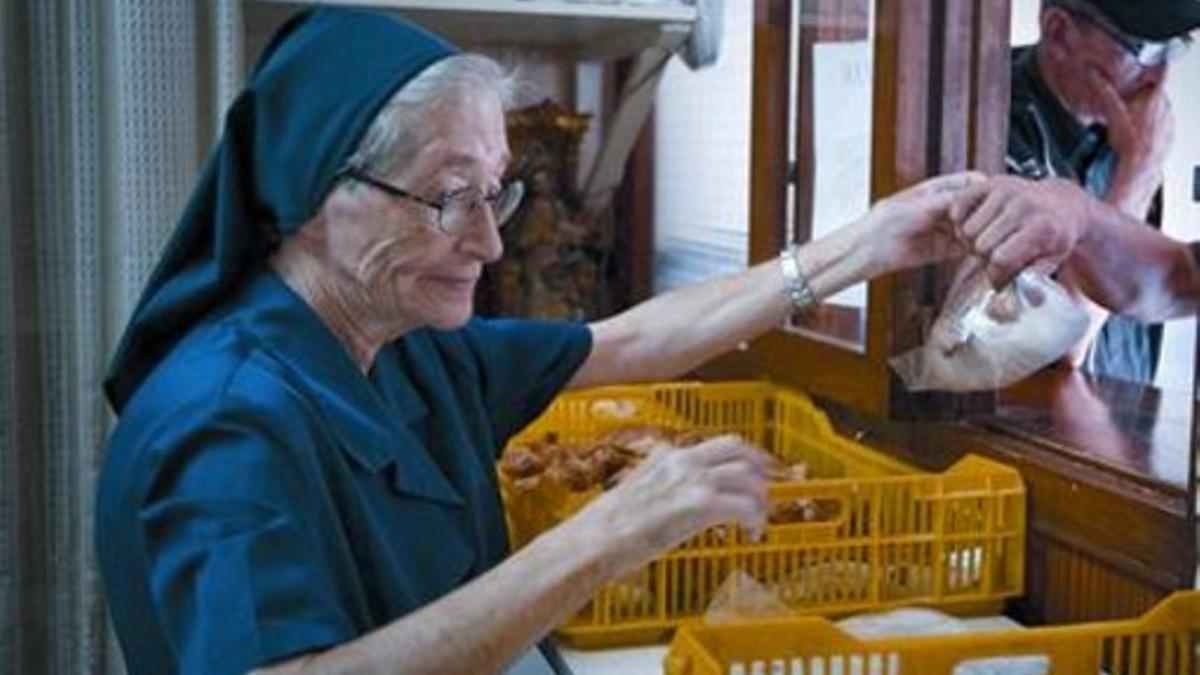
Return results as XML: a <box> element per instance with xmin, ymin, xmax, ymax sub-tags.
<box><xmin>890</xmin><ymin>258</ymin><xmax>1089</xmax><ymax>392</ymax></box>
<box><xmin>838</xmin><ymin>607</ymin><xmax>1051</xmax><ymax>675</ymax></box>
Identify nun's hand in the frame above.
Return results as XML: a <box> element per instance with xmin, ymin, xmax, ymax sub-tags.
<box><xmin>863</xmin><ymin>172</ymin><xmax>985</xmax><ymax>276</ymax></box>
<box><xmin>570</xmin><ymin>434</ymin><xmax>768</xmax><ymax>579</ymax></box>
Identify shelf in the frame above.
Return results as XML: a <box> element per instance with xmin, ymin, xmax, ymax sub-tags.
<box><xmin>245</xmin><ymin>0</ymin><xmax>698</xmax><ymax>60</ymax></box>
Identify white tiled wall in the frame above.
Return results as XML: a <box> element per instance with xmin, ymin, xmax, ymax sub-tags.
<box><xmin>652</xmin><ymin>0</ymin><xmax>752</xmax><ymax>292</ymax></box>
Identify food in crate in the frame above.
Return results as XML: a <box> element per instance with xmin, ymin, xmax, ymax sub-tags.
<box><xmin>772</xmin><ymin>561</ymin><xmax>873</xmax><ymax>602</ymax></box>
<box><xmin>499</xmin><ymin>424</ymin><xmax>817</xmax><ymax>523</ymax></box>
<box><xmin>500</xmin><ymin>385</ymin><xmax>1025</xmax><ymax>647</ymax></box>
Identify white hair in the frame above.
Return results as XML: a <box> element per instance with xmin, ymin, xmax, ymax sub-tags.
<box><xmin>347</xmin><ymin>54</ymin><xmax>521</xmax><ymax>179</ymax></box>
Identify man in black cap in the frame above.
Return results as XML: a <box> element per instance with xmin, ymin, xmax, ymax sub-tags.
<box><xmin>1007</xmin><ymin>0</ymin><xmax>1197</xmax><ymax>383</ymax></box>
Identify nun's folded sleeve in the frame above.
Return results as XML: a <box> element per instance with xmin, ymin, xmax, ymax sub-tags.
<box><xmin>460</xmin><ymin>317</ymin><xmax>593</xmax><ymax>446</ymax></box>
<box><xmin>137</xmin><ymin>399</ymin><xmax>358</xmax><ymax>674</ymax></box>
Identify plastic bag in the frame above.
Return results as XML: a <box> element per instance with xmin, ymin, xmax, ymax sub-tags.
<box><xmin>704</xmin><ymin>570</ymin><xmax>791</xmax><ymax>623</ymax></box>
<box><xmin>837</xmin><ymin>606</ymin><xmax>969</xmax><ymax>638</ymax></box>
<box><xmin>837</xmin><ymin>608</ymin><xmax>1050</xmax><ymax>675</ymax></box>
<box><xmin>890</xmin><ymin>257</ymin><xmax>1089</xmax><ymax>392</ymax></box>
<box><xmin>703</xmin><ymin>574</ymin><xmax>1056</xmax><ymax>675</ymax></box>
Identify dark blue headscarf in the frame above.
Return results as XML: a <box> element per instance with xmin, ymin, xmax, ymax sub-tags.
<box><xmin>104</xmin><ymin>8</ymin><xmax>457</xmax><ymax>412</ymax></box>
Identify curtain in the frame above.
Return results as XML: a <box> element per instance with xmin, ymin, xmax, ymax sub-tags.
<box><xmin>0</xmin><ymin>1</ymin><xmax>241</xmax><ymax>672</ymax></box>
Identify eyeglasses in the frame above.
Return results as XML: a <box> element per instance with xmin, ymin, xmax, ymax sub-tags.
<box><xmin>1068</xmin><ymin>6</ymin><xmax>1193</xmax><ymax>68</ymax></box>
<box><xmin>339</xmin><ymin>167</ymin><xmax>525</xmax><ymax>237</ymax></box>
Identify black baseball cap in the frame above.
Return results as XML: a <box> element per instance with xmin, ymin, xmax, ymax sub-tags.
<box><xmin>1083</xmin><ymin>0</ymin><xmax>1200</xmax><ymax>41</ymax></box>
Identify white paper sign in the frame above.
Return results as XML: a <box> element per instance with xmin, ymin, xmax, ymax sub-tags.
<box><xmin>811</xmin><ymin>40</ymin><xmax>873</xmax><ymax>309</ymax></box>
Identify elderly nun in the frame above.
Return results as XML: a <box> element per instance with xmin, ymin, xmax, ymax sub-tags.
<box><xmin>96</xmin><ymin>8</ymin><xmax>977</xmax><ymax>674</ymax></box>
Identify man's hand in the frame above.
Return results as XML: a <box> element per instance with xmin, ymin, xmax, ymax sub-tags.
<box><xmin>1089</xmin><ymin>67</ymin><xmax>1173</xmax><ymax>217</ymax></box>
<box><xmin>950</xmin><ymin>175</ymin><xmax>1096</xmax><ymax>287</ymax></box>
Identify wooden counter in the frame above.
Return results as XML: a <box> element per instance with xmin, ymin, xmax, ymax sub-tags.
<box><xmin>991</xmin><ymin>367</ymin><xmax>1192</xmax><ymax>495</ymax></box>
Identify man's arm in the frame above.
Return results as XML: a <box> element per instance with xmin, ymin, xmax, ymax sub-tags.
<box><xmin>1067</xmin><ymin>206</ymin><xmax>1200</xmax><ymax>321</ymax></box>
<box><xmin>953</xmin><ymin>175</ymin><xmax>1200</xmax><ymax>322</ymax></box>
<box><xmin>568</xmin><ymin>173</ymin><xmax>980</xmax><ymax>390</ymax></box>
<box><xmin>253</xmin><ymin>436</ymin><xmax>768</xmax><ymax>675</ymax></box>
<box><xmin>1054</xmin><ymin>69</ymin><xmax>1173</xmax><ymax>360</ymax></box>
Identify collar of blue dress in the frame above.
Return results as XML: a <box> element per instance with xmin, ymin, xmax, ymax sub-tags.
<box><xmin>232</xmin><ymin>268</ymin><xmax>464</xmax><ymax>507</ymax></box>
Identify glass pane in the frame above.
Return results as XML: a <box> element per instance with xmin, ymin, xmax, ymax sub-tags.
<box><xmin>786</xmin><ymin>0</ymin><xmax>875</xmax><ymax>352</ymax></box>
<box><xmin>1000</xmin><ymin>1</ymin><xmax>1197</xmax><ymax>498</ymax></box>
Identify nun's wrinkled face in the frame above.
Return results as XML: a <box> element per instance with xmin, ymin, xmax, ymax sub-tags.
<box><xmin>323</xmin><ymin>88</ymin><xmax>510</xmax><ymax>331</ymax></box>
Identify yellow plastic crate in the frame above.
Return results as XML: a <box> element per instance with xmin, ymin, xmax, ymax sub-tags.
<box><xmin>665</xmin><ymin>590</ymin><xmax>1200</xmax><ymax>674</ymax></box>
<box><xmin>499</xmin><ymin>381</ymin><xmax>1026</xmax><ymax>648</ymax></box>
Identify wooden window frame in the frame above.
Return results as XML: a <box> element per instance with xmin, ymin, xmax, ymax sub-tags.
<box><xmin>711</xmin><ymin>0</ymin><xmax>1199</xmax><ymax>625</ymax></box>
<box><xmin>712</xmin><ymin>0</ymin><xmax>1009</xmax><ymax>420</ymax></box>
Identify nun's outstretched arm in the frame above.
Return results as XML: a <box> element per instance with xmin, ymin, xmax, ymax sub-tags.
<box><xmin>567</xmin><ymin>173</ymin><xmax>981</xmax><ymax>389</ymax></box>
